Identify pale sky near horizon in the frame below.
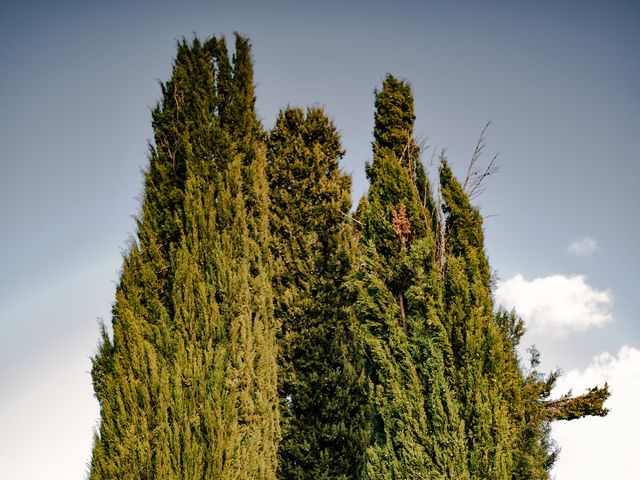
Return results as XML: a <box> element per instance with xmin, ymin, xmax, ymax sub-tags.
<box><xmin>1</xmin><ymin>1</ymin><xmax>639</xmax><ymax>478</ymax></box>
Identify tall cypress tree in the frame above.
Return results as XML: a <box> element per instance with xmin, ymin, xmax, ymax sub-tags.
<box><xmin>268</xmin><ymin>107</ymin><xmax>369</xmax><ymax>479</ymax></box>
<box><xmin>439</xmin><ymin>160</ymin><xmax>609</xmax><ymax>479</ymax></box>
<box><xmin>439</xmin><ymin>159</ymin><xmax>515</xmax><ymax>478</ymax></box>
<box><xmin>354</xmin><ymin>75</ymin><xmax>468</xmax><ymax>479</ymax></box>
<box><xmin>90</xmin><ymin>34</ymin><xmax>278</xmax><ymax>479</ymax></box>
<box><xmin>87</xmin><ymin>35</ymin><xmax>611</xmax><ymax>480</ymax></box>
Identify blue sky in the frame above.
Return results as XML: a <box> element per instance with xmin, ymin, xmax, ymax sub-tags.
<box><xmin>1</xmin><ymin>1</ymin><xmax>638</xmax><ymax>478</ymax></box>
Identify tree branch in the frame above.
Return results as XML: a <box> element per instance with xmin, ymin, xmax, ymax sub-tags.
<box><xmin>541</xmin><ymin>384</ymin><xmax>610</xmax><ymax>421</ymax></box>
<box><xmin>463</xmin><ymin>121</ymin><xmax>500</xmax><ymax>200</ymax></box>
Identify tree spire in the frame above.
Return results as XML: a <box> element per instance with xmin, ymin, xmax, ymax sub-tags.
<box><xmin>268</xmin><ymin>106</ymin><xmax>369</xmax><ymax>479</ymax></box>
<box><xmin>89</xmin><ymin>35</ymin><xmax>278</xmax><ymax>480</ymax></box>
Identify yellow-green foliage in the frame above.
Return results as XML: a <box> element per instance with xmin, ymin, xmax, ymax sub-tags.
<box><xmin>90</xmin><ymin>35</ymin><xmax>278</xmax><ymax>480</ymax></box>
<box><xmin>90</xmin><ymin>38</ymin><xmax>609</xmax><ymax>480</ymax></box>
<box><xmin>355</xmin><ymin>76</ymin><xmax>469</xmax><ymax>479</ymax></box>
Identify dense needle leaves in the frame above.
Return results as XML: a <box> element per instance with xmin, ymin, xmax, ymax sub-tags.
<box><xmin>354</xmin><ymin>75</ymin><xmax>468</xmax><ymax>479</ymax></box>
<box><xmin>268</xmin><ymin>107</ymin><xmax>369</xmax><ymax>479</ymax></box>
<box><xmin>90</xmin><ymin>35</ymin><xmax>278</xmax><ymax>480</ymax></box>
<box><xmin>90</xmin><ymin>36</ymin><xmax>609</xmax><ymax>480</ymax></box>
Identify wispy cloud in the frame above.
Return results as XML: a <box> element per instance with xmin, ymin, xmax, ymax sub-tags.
<box><xmin>495</xmin><ymin>274</ymin><xmax>612</xmax><ymax>336</ymax></box>
<box><xmin>568</xmin><ymin>236</ymin><xmax>599</xmax><ymax>256</ymax></box>
<box><xmin>551</xmin><ymin>346</ymin><xmax>640</xmax><ymax>479</ymax></box>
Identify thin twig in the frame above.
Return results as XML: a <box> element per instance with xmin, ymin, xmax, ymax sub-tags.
<box><xmin>463</xmin><ymin>121</ymin><xmax>500</xmax><ymax>200</ymax></box>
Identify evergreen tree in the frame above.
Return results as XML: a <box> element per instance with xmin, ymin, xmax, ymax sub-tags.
<box><xmin>268</xmin><ymin>107</ymin><xmax>369</xmax><ymax>479</ymax></box>
<box><xmin>439</xmin><ymin>159</ymin><xmax>516</xmax><ymax>478</ymax></box>
<box><xmin>439</xmin><ymin>160</ymin><xmax>609</xmax><ymax>479</ymax></box>
<box><xmin>87</xmin><ymin>34</ymin><xmax>611</xmax><ymax>480</ymax></box>
<box><xmin>354</xmin><ymin>75</ymin><xmax>468</xmax><ymax>479</ymax></box>
<box><xmin>90</xmin><ymin>35</ymin><xmax>278</xmax><ymax>479</ymax></box>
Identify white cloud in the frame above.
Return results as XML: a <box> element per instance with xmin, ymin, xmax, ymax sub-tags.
<box><xmin>495</xmin><ymin>274</ymin><xmax>612</xmax><ymax>336</ymax></box>
<box><xmin>551</xmin><ymin>346</ymin><xmax>640</xmax><ymax>480</ymax></box>
<box><xmin>568</xmin><ymin>236</ymin><xmax>599</xmax><ymax>256</ymax></box>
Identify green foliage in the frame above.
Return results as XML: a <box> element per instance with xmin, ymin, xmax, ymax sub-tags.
<box><xmin>440</xmin><ymin>160</ymin><xmax>518</xmax><ymax>478</ymax></box>
<box><xmin>89</xmin><ymin>37</ymin><xmax>610</xmax><ymax>480</ymax></box>
<box><xmin>268</xmin><ymin>107</ymin><xmax>369</xmax><ymax>479</ymax></box>
<box><xmin>542</xmin><ymin>384</ymin><xmax>610</xmax><ymax>421</ymax></box>
<box><xmin>90</xmin><ymin>35</ymin><xmax>278</xmax><ymax>480</ymax></box>
<box><xmin>372</xmin><ymin>75</ymin><xmax>418</xmax><ymax>166</ymax></box>
<box><xmin>353</xmin><ymin>243</ymin><xmax>436</xmax><ymax>479</ymax></box>
<box><xmin>355</xmin><ymin>75</ymin><xmax>468</xmax><ymax>479</ymax></box>
<box><xmin>439</xmin><ymin>162</ymin><xmax>608</xmax><ymax>479</ymax></box>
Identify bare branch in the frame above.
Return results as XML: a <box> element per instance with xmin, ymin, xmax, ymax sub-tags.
<box><xmin>428</xmin><ymin>147</ymin><xmax>437</xmax><ymax>170</ymax></box>
<box><xmin>340</xmin><ymin>209</ymin><xmax>363</xmax><ymax>226</ymax></box>
<box><xmin>463</xmin><ymin>121</ymin><xmax>500</xmax><ymax>200</ymax></box>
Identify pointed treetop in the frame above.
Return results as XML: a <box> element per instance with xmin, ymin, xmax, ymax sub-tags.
<box><xmin>373</xmin><ymin>74</ymin><xmax>417</xmax><ymax>165</ymax></box>
<box><xmin>230</xmin><ymin>33</ymin><xmax>259</xmax><ymax>137</ymax></box>
<box><xmin>439</xmin><ymin>159</ymin><xmax>485</xmax><ymax>257</ymax></box>
<box><xmin>212</xmin><ymin>36</ymin><xmax>232</xmax><ymax>122</ymax></box>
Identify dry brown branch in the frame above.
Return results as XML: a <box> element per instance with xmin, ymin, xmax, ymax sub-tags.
<box><xmin>392</xmin><ymin>204</ymin><xmax>411</xmax><ymax>249</ymax></box>
<box><xmin>160</xmin><ymin>135</ymin><xmax>177</xmax><ymax>169</ymax></box>
<box><xmin>397</xmin><ymin>292</ymin><xmax>407</xmax><ymax>333</ymax></box>
<box><xmin>340</xmin><ymin>209</ymin><xmax>363</xmax><ymax>226</ymax></box>
<box><xmin>463</xmin><ymin>121</ymin><xmax>500</xmax><ymax>200</ymax></box>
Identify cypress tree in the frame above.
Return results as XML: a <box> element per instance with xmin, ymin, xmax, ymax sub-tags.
<box><xmin>440</xmin><ymin>159</ymin><xmax>523</xmax><ymax>478</ymax></box>
<box><xmin>86</xmin><ymin>35</ymin><xmax>611</xmax><ymax>480</ymax></box>
<box><xmin>268</xmin><ymin>106</ymin><xmax>369</xmax><ymax>479</ymax></box>
<box><xmin>354</xmin><ymin>75</ymin><xmax>468</xmax><ymax>479</ymax></box>
<box><xmin>90</xmin><ymin>34</ymin><xmax>278</xmax><ymax>479</ymax></box>
<box><xmin>439</xmin><ymin>160</ymin><xmax>609</xmax><ymax>479</ymax></box>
